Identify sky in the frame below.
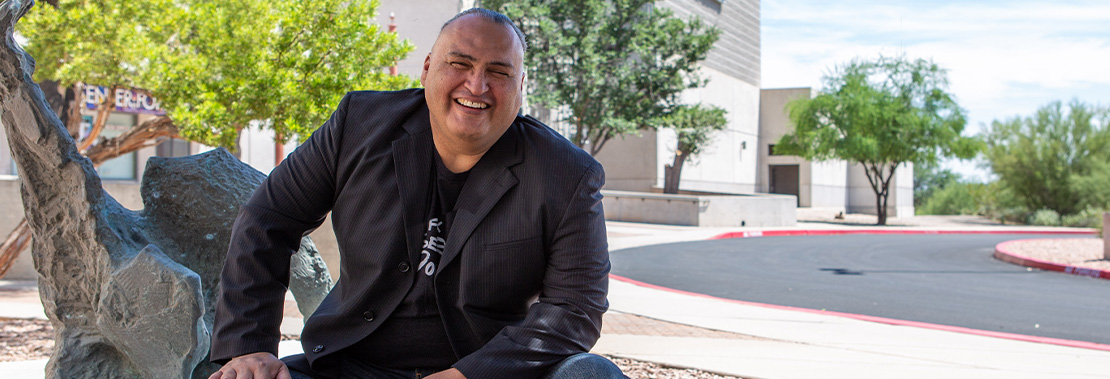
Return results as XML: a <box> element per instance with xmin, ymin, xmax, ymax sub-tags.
<box><xmin>760</xmin><ymin>0</ymin><xmax>1110</xmax><ymax>181</ymax></box>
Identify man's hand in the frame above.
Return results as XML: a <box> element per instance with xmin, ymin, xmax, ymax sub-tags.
<box><xmin>425</xmin><ymin>368</ymin><xmax>467</xmax><ymax>379</ymax></box>
<box><xmin>208</xmin><ymin>352</ymin><xmax>291</xmax><ymax>379</ymax></box>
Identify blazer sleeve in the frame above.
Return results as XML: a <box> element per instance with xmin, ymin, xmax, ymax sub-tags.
<box><xmin>209</xmin><ymin>93</ymin><xmax>349</xmax><ymax>363</ymax></box>
<box><xmin>453</xmin><ymin>161</ymin><xmax>610</xmax><ymax>378</ymax></box>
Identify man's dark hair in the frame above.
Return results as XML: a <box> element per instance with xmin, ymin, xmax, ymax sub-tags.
<box><xmin>442</xmin><ymin>8</ymin><xmax>528</xmax><ymax>52</ymax></box>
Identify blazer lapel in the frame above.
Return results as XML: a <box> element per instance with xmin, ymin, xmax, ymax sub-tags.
<box><xmin>439</xmin><ymin>124</ymin><xmax>524</xmax><ymax>268</ymax></box>
<box><xmin>392</xmin><ymin>112</ymin><xmax>434</xmax><ymax>264</ymax></box>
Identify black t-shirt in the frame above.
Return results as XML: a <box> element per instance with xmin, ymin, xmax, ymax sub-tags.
<box><xmin>345</xmin><ymin>151</ymin><xmax>469</xmax><ymax>369</ymax></box>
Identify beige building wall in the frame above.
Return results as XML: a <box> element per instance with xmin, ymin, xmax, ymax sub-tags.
<box><xmin>592</xmin><ymin>129</ymin><xmax>659</xmax><ymax>192</ymax></box>
<box><xmin>808</xmin><ymin>160</ymin><xmax>849</xmax><ymax>210</ymax></box>
<box><xmin>759</xmin><ymin>87</ymin><xmax>911</xmax><ymax>216</ymax></box>
<box><xmin>376</xmin><ymin>0</ymin><xmax>471</xmax><ymax>79</ymax></box>
<box><xmin>656</xmin><ymin>67</ymin><xmax>761</xmax><ymax>194</ymax></box>
<box><xmin>592</xmin><ymin>0</ymin><xmax>762</xmax><ymax>194</ymax></box>
<box><xmin>846</xmin><ymin>162</ymin><xmax>914</xmax><ymax>217</ymax></box>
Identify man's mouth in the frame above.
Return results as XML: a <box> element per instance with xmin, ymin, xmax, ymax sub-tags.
<box><xmin>455</xmin><ymin>98</ymin><xmax>489</xmax><ymax>109</ymax></box>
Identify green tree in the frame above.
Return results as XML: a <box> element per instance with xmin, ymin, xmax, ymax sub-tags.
<box><xmin>21</xmin><ymin>0</ymin><xmax>173</xmax><ymax>149</ymax></box>
<box><xmin>656</xmin><ymin>104</ymin><xmax>727</xmax><ymax>194</ymax></box>
<box><xmin>777</xmin><ymin>56</ymin><xmax>979</xmax><ymax>225</ymax></box>
<box><xmin>913</xmin><ymin>160</ymin><xmax>960</xmax><ymax>208</ymax></box>
<box><xmin>918</xmin><ymin>181</ymin><xmax>982</xmax><ymax>215</ymax></box>
<box><xmin>20</xmin><ymin>0</ymin><xmax>416</xmax><ymax>156</ymax></box>
<box><xmin>980</xmin><ymin>100</ymin><xmax>1110</xmax><ymax>216</ymax></box>
<box><xmin>147</xmin><ymin>0</ymin><xmax>417</xmax><ymax>150</ymax></box>
<box><xmin>485</xmin><ymin>0</ymin><xmax>720</xmax><ymax>155</ymax></box>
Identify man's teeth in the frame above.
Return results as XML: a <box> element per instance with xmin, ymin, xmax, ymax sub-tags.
<box><xmin>456</xmin><ymin>99</ymin><xmax>489</xmax><ymax>109</ymax></box>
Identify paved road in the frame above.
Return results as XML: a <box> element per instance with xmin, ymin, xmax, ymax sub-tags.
<box><xmin>610</xmin><ymin>233</ymin><xmax>1110</xmax><ymax>344</ymax></box>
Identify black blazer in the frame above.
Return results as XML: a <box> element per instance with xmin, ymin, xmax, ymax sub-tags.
<box><xmin>211</xmin><ymin>89</ymin><xmax>610</xmax><ymax>378</ymax></box>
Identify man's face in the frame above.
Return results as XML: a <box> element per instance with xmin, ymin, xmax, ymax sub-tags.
<box><xmin>421</xmin><ymin>15</ymin><xmax>525</xmax><ymax>152</ymax></box>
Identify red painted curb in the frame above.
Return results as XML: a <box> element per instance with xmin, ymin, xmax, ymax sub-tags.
<box><xmin>710</xmin><ymin>228</ymin><xmax>1097</xmax><ymax>240</ymax></box>
<box><xmin>994</xmin><ymin>239</ymin><xmax>1110</xmax><ymax>280</ymax></box>
<box><xmin>609</xmin><ymin>274</ymin><xmax>1110</xmax><ymax>352</ymax></box>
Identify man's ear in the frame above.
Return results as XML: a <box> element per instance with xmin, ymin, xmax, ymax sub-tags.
<box><xmin>420</xmin><ymin>53</ymin><xmax>432</xmax><ymax>86</ymax></box>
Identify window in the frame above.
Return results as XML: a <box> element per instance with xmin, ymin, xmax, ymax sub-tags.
<box><xmin>768</xmin><ymin>144</ymin><xmax>777</xmax><ymax>156</ymax></box>
<box><xmin>93</xmin><ymin>113</ymin><xmax>138</xmax><ymax>180</ymax></box>
<box><xmin>156</xmin><ymin>138</ymin><xmax>191</xmax><ymax>158</ymax></box>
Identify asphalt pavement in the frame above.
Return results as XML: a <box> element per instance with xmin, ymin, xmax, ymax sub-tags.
<box><xmin>610</xmin><ymin>233</ymin><xmax>1110</xmax><ymax>345</ymax></box>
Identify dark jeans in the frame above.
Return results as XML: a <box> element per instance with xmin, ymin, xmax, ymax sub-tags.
<box><xmin>282</xmin><ymin>352</ymin><xmax>627</xmax><ymax>379</ymax></box>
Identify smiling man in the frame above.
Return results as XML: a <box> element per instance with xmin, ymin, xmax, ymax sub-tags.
<box><xmin>208</xmin><ymin>8</ymin><xmax>624</xmax><ymax>379</ymax></box>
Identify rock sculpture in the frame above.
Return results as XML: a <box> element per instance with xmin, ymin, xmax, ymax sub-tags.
<box><xmin>0</xmin><ymin>1</ymin><xmax>332</xmax><ymax>377</ymax></box>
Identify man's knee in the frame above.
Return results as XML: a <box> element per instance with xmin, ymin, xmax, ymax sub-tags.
<box><xmin>544</xmin><ymin>353</ymin><xmax>627</xmax><ymax>379</ymax></box>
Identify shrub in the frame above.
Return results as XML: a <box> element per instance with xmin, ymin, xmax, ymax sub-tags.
<box><xmin>918</xmin><ymin>182</ymin><xmax>980</xmax><ymax>215</ymax></box>
<box><xmin>1061</xmin><ymin>207</ymin><xmax>1106</xmax><ymax>229</ymax></box>
<box><xmin>1028</xmin><ymin>209</ymin><xmax>1061</xmax><ymax>226</ymax></box>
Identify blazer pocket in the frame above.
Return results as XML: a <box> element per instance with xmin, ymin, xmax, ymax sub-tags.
<box><xmin>484</xmin><ymin>235</ymin><xmax>543</xmax><ymax>252</ymax></box>
<box><xmin>469</xmin><ymin>236</ymin><xmax>544</xmax><ymax>311</ymax></box>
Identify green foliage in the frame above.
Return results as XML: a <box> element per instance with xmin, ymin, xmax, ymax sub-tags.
<box><xmin>777</xmin><ymin>55</ymin><xmax>978</xmax><ymax>166</ymax></box>
<box><xmin>21</xmin><ymin>0</ymin><xmax>167</xmax><ymax>88</ymax></box>
<box><xmin>657</xmin><ymin>104</ymin><xmax>728</xmax><ymax>194</ymax></box>
<box><xmin>658</xmin><ymin>104</ymin><xmax>728</xmax><ymax>158</ymax></box>
<box><xmin>917</xmin><ymin>181</ymin><xmax>981</xmax><ymax>215</ymax></box>
<box><xmin>1027</xmin><ymin>209</ymin><xmax>1062</xmax><ymax>226</ymax></box>
<box><xmin>20</xmin><ymin>0</ymin><xmax>417</xmax><ymax>149</ymax></box>
<box><xmin>974</xmin><ymin>182</ymin><xmax>1027</xmax><ymax>224</ymax></box>
<box><xmin>485</xmin><ymin>0</ymin><xmax>720</xmax><ymax>155</ymax></box>
<box><xmin>1061</xmin><ymin>207</ymin><xmax>1105</xmax><ymax>229</ymax></box>
<box><xmin>980</xmin><ymin>100</ymin><xmax>1110</xmax><ymax>216</ymax></box>
<box><xmin>777</xmin><ymin>55</ymin><xmax>979</xmax><ymax>224</ymax></box>
<box><xmin>913</xmin><ymin>160</ymin><xmax>960</xmax><ymax>208</ymax></box>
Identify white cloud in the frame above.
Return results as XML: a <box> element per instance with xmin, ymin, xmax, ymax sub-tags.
<box><xmin>761</xmin><ymin>0</ymin><xmax>1110</xmax><ymax>181</ymax></box>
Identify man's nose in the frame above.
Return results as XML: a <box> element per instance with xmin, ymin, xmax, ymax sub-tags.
<box><xmin>464</xmin><ymin>70</ymin><xmax>489</xmax><ymax>96</ymax></box>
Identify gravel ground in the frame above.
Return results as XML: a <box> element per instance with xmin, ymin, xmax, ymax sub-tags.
<box><xmin>1003</xmin><ymin>238</ymin><xmax>1110</xmax><ymax>271</ymax></box>
<box><xmin>4</xmin><ymin>320</ymin><xmax>744</xmax><ymax>378</ymax></box>
<box><xmin>0</xmin><ymin>318</ymin><xmax>52</xmax><ymax>363</ymax></box>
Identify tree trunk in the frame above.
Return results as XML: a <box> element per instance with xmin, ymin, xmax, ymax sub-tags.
<box><xmin>274</xmin><ymin>132</ymin><xmax>285</xmax><ymax>166</ymax></box>
<box><xmin>0</xmin><ymin>220</ymin><xmax>31</xmax><ymax>279</ymax></box>
<box><xmin>862</xmin><ymin>162</ymin><xmax>897</xmax><ymax>226</ymax></box>
<box><xmin>663</xmin><ymin>150</ymin><xmax>687</xmax><ymax>194</ymax></box>
<box><xmin>875</xmin><ymin>188</ymin><xmax>887</xmax><ymax>226</ymax></box>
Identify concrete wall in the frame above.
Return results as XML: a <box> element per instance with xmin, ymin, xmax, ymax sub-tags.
<box><xmin>589</xmin><ymin>0</ymin><xmax>761</xmax><ymax>195</ymax></box>
<box><xmin>846</xmin><ymin>162</ymin><xmax>914</xmax><ymax>217</ymax></box>
<box><xmin>376</xmin><ymin>0</ymin><xmax>467</xmax><ymax>79</ymax></box>
<box><xmin>808</xmin><ymin>160</ymin><xmax>849</xmax><ymax>210</ymax></box>
<box><xmin>660</xmin><ymin>0</ymin><xmax>760</xmax><ymax>87</ymax></box>
<box><xmin>757</xmin><ymin>88</ymin><xmax>811</xmax><ymax>193</ymax></box>
<box><xmin>656</xmin><ymin>66</ymin><xmax>761</xmax><ymax>194</ymax></box>
<box><xmin>593</xmin><ymin>129</ymin><xmax>659</xmax><ymax>192</ymax></box>
<box><xmin>594</xmin><ymin>66</ymin><xmax>764</xmax><ymax>195</ymax></box>
<box><xmin>603</xmin><ymin>190</ymin><xmax>796</xmax><ymax>227</ymax></box>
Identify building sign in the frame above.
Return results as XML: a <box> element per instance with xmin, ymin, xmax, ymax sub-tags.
<box><xmin>83</xmin><ymin>85</ymin><xmax>166</xmax><ymax>115</ymax></box>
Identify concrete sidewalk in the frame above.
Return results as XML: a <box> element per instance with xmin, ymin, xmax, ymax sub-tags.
<box><xmin>3</xmin><ymin>217</ymin><xmax>1108</xmax><ymax>378</ymax></box>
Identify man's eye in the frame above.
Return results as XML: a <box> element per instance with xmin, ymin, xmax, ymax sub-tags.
<box><xmin>491</xmin><ymin>71</ymin><xmax>510</xmax><ymax>78</ymax></box>
<box><xmin>450</xmin><ymin>62</ymin><xmax>468</xmax><ymax>68</ymax></box>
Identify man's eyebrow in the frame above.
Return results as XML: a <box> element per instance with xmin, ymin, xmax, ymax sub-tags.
<box><xmin>447</xmin><ymin>51</ymin><xmax>515</xmax><ymax>70</ymax></box>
